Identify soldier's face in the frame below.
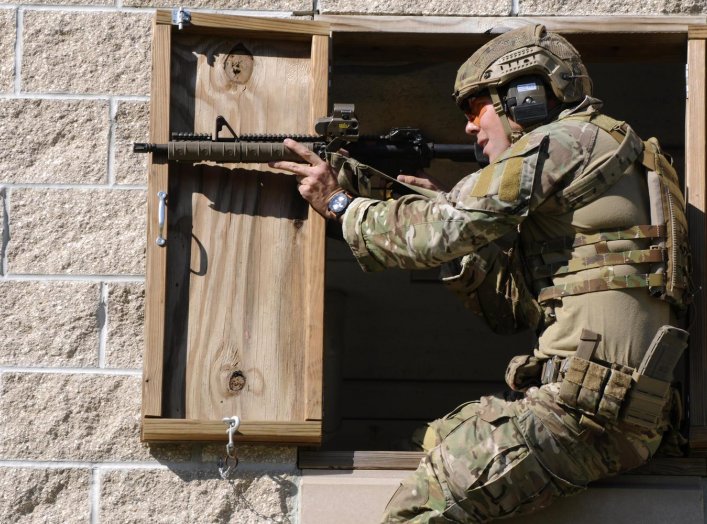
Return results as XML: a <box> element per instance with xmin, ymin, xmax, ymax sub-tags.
<box><xmin>464</xmin><ymin>96</ymin><xmax>516</xmax><ymax>162</ymax></box>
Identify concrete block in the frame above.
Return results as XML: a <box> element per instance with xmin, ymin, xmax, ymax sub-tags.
<box><xmin>518</xmin><ymin>0</ymin><xmax>707</xmax><ymax>15</ymax></box>
<box><xmin>7</xmin><ymin>188</ymin><xmax>146</xmax><ymax>275</ymax></box>
<box><xmin>0</xmin><ymin>9</ymin><xmax>14</xmax><ymax>93</ymax></box>
<box><xmin>22</xmin><ymin>11</ymin><xmax>151</xmax><ymax>95</ymax></box>
<box><xmin>122</xmin><ymin>0</ymin><xmax>309</xmax><ymax>10</ymax></box>
<box><xmin>0</xmin><ymin>281</ymin><xmax>100</xmax><ymax>367</ymax></box>
<box><xmin>0</xmin><ymin>372</ymin><xmax>146</xmax><ymax>461</ymax></box>
<box><xmin>0</xmin><ymin>99</ymin><xmax>108</xmax><ymax>184</ymax></box>
<box><xmin>100</xmin><ymin>468</ymin><xmax>298</xmax><ymax>523</ymax></box>
<box><xmin>504</xmin><ymin>476</ymin><xmax>705</xmax><ymax>523</ymax></box>
<box><xmin>300</xmin><ymin>470</ymin><xmax>705</xmax><ymax>524</ymax></box>
<box><xmin>105</xmin><ymin>282</ymin><xmax>144</xmax><ymax>369</ymax></box>
<box><xmin>301</xmin><ymin>470</ymin><xmax>404</xmax><ymax>524</ymax></box>
<box><xmin>0</xmin><ymin>467</ymin><xmax>91</xmax><ymax>523</ymax></box>
<box><xmin>320</xmin><ymin>0</ymin><xmax>509</xmax><ymax>15</ymax></box>
<box><xmin>114</xmin><ymin>101</ymin><xmax>149</xmax><ymax>186</ymax></box>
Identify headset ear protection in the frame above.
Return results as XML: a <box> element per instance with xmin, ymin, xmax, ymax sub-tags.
<box><xmin>503</xmin><ymin>76</ymin><xmax>549</xmax><ymax>126</ymax></box>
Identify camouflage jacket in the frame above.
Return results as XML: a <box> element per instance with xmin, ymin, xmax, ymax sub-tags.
<box><xmin>341</xmin><ymin>97</ymin><xmax>675</xmax><ymax>367</ymax></box>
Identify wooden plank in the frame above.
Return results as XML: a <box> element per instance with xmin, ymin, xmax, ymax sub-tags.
<box><xmin>170</xmin><ymin>34</ymin><xmax>319</xmax><ymax>423</ymax></box>
<box><xmin>317</xmin><ymin>15</ymin><xmax>705</xmax><ymax>35</ymax></box>
<box><xmin>298</xmin><ymin>451</ymin><xmax>705</xmax><ymax>475</ymax></box>
<box><xmin>142</xmin><ymin>20</ymin><xmax>171</xmax><ymax>419</ymax></box>
<box><xmin>304</xmin><ymin>34</ymin><xmax>329</xmax><ymax>421</ymax></box>
<box><xmin>689</xmin><ymin>25</ymin><xmax>707</xmax><ymax>39</ymax></box>
<box><xmin>142</xmin><ymin>418</ymin><xmax>321</xmax><ymax>444</ymax></box>
<box><xmin>156</xmin><ymin>9</ymin><xmax>328</xmax><ymax>36</ymax></box>
<box><xmin>690</xmin><ymin>425</ymin><xmax>707</xmax><ymax>450</ymax></box>
<box><xmin>686</xmin><ymin>38</ymin><xmax>707</xmax><ymax>430</ymax></box>
<box><xmin>332</xmin><ymin>30</ymin><xmax>686</xmax><ymax>65</ymax></box>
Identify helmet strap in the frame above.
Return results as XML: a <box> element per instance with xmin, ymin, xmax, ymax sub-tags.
<box><xmin>489</xmin><ymin>86</ymin><xmax>524</xmax><ymax>144</ymax></box>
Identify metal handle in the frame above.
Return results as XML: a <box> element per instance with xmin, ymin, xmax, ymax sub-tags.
<box><xmin>156</xmin><ymin>191</ymin><xmax>167</xmax><ymax>247</ymax></box>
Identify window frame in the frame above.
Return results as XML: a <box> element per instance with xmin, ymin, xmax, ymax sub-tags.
<box><xmin>299</xmin><ymin>16</ymin><xmax>707</xmax><ymax>475</ymax></box>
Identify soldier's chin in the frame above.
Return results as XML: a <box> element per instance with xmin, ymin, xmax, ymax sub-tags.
<box><xmin>474</xmin><ymin>143</ymin><xmax>490</xmax><ymax>168</ymax></box>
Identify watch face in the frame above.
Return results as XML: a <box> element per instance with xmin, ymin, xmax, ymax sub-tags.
<box><xmin>328</xmin><ymin>192</ymin><xmax>351</xmax><ymax>214</ymax></box>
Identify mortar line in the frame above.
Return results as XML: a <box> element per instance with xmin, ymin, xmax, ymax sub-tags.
<box><xmin>0</xmin><ymin>183</ymin><xmax>146</xmax><ymax>190</ymax></box>
<box><xmin>0</xmin><ymin>187</ymin><xmax>8</xmax><ymax>276</ymax></box>
<box><xmin>98</xmin><ymin>283</ymin><xmax>108</xmax><ymax>369</ymax></box>
<box><xmin>1</xmin><ymin>274</ymin><xmax>144</xmax><ymax>282</ymax></box>
<box><xmin>0</xmin><ymin>366</ymin><xmax>142</xmax><ymax>375</ymax></box>
<box><xmin>0</xmin><ymin>93</ymin><xmax>149</xmax><ymax>102</ymax></box>
<box><xmin>511</xmin><ymin>0</ymin><xmax>519</xmax><ymax>16</ymax></box>
<box><xmin>90</xmin><ymin>467</ymin><xmax>100</xmax><ymax>524</ymax></box>
<box><xmin>16</xmin><ymin>5</ymin><xmax>296</xmax><ymax>17</ymax></box>
<box><xmin>108</xmin><ymin>99</ymin><xmax>117</xmax><ymax>187</ymax></box>
<box><xmin>14</xmin><ymin>8</ymin><xmax>22</xmax><ymax>95</ymax></box>
<box><xmin>0</xmin><ymin>460</ymin><xmax>299</xmax><ymax>473</ymax></box>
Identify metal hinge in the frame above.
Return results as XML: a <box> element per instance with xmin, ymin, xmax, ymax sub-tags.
<box><xmin>171</xmin><ymin>7</ymin><xmax>192</xmax><ymax>30</ymax></box>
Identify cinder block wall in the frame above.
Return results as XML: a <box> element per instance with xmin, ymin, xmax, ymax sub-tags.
<box><xmin>0</xmin><ymin>2</ymin><xmax>705</xmax><ymax>524</ymax></box>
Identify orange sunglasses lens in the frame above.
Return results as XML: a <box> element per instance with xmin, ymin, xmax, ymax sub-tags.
<box><xmin>465</xmin><ymin>98</ymin><xmax>490</xmax><ymax>126</ymax></box>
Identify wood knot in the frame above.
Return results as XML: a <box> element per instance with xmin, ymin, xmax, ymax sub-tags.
<box><xmin>228</xmin><ymin>370</ymin><xmax>246</xmax><ymax>392</ymax></box>
<box><xmin>223</xmin><ymin>43</ymin><xmax>254</xmax><ymax>85</ymax></box>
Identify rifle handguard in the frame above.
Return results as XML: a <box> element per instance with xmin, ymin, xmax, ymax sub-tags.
<box><xmin>134</xmin><ymin>141</ymin><xmax>316</xmax><ymax>163</ymax></box>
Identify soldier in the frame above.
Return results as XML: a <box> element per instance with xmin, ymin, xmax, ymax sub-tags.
<box><xmin>271</xmin><ymin>24</ymin><xmax>690</xmax><ymax>523</ymax></box>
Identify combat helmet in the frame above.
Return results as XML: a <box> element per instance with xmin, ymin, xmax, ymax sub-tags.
<box><xmin>454</xmin><ymin>24</ymin><xmax>591</xmax><ymax>142</ymax></box>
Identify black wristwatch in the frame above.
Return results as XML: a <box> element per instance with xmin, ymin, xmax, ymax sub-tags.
<box><xmin>327</xmin><ymin>191</ymin><xmax>354</xmax><ymax>218</ymax></box>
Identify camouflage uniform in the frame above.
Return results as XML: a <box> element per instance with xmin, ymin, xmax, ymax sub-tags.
<box><xmin>339</xmin><ymin>97</ymin><xmax>678</xmax><ymax>523</ymax></box>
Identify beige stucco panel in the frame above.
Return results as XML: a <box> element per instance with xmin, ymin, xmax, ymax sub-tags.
<box><xmin>100</xmin><ymin>469</ymin><xmax>298</xmax><ymax>523</ymax></box>
<box><xmin>320</xmin><ymin>0</ymin><xmax>510</xmax><ymax>15</ymax></box>
<box><xmin>114</xmin><ymin>101</ymin><xmax>149</xmax><ymax>186</ymax></box>
<box><xmin>7</xmin><ymin>188</ymin><xmax>146</xmax><ymax>275</ymax></box>
<box><xmin>518</xmin><ymin>0</ymin><xmax>707</xmax><ymax>14</ymax></box>
<box><xmin>22</xmin><ymin>11</ymin><xmax>151</xmax><ymax>95</ymax></box>
<box><xmin>106</xmin><ymin>282</ymin><xmax>144</xmax><ymax>369</ymax></box>
<box><xmin>0</xmin><ymin>467</ymin><xmax>91</xmax><ymax>524</ymax></box>
<box><xmin>0</xmin><ymin>281</ymin><xmax>100</xmax><ymax>367</ymax></box>
<box><xmin>0</xmin><ymin>9</ymin><xmax>15</xmax><ymax>92</ymax></box>
<box><xmin>0</xmin><ymin>99</ymin><xmax>108</xmax><ymax>184</ymax></box>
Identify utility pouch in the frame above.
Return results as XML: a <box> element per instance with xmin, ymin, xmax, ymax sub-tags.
<box><xmin>442</xmin><ymin>238</ymin><xmax>545</xmax><ymax>335</ymax></box>
<box><xmin>504</xmin><ymin>354</ymin><xmax>545</xmax><ymax>392</ymax></box>
<box><xmin>558</xmin><ymin>326</ymin><xmax>688</xmax><ymax>431</ymax></box>
<box><xmin>623</xmin><ymin>325</ymin><xmax>689</xmax><ymax>429</ymax></box>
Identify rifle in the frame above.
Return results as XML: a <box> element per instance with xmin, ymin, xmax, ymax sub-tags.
<box><xmin>134</xmin><ymin>104</ymin><xmax>476</xmax><ymax>197</ymax></box>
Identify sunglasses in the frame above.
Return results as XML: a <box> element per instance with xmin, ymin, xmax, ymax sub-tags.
<box><xmin>464</xmin><ymin>97</ymin><xmax>492</xmax><ymax>126</ymax></box>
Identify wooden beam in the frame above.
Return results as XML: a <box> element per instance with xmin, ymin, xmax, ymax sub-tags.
<box><xmin>686</xmin><ymin>38</ymin><xmax>707</xmax><ymax>430</ymax></box>
<box><xmin>304</xmin><ymin>34</ymin><xmax>329</xmax><ymax>422</ymax></box>
<box><xmin>317</xmin><ymin>15</ymin><xmax>706</xmax><ymax>35</ymax></box>
<box><xmin>298</xmin><ymin>450</ymin><xmax>707</xmax><ymax>476</ymax></box>
<box><xmin>142</xmin><ymin>20</ymin><xmax>171</xmax><ymax>418</ymax></box>
<box><xmin>142</xmin><ymin>418</ymin><xmax>322</xmax><ymax>444</ymax></box>
<box><xmin>155</xmin><ymin>9</ymin><xmax>328</xmax><ymax>36</ymax></box>
<box><xmin>690</xmin><ymin>425</ymin><xmax>707</xmax><ymax>450</ymax></box>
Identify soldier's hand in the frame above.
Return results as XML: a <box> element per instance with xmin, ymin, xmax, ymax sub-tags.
<box><xmin>270</xmin><ymin>138</ymin><xmax>344</xmax><ymax>220</ymax></box>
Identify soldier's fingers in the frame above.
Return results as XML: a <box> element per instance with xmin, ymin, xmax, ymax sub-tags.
<box><xmin>284</xmin><ymin>138</ymin><xmax>324</xmax><ymax>165</ymax></box>
<box><xmin>269</xmin><ymin>160</ymin><xmax>306</xmax><ymax>174</ymax></box>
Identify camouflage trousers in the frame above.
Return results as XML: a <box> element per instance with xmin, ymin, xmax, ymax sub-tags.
<box><xmin>381</xmin><ymin>383</ymin><xmax>663</xmax><ymax>523</ymax></box>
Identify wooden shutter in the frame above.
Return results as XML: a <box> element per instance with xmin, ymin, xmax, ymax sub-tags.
<box><xmin>686</xmin><ymin>27</ymin><xmax>707</xmax><ymax>452</ymax></box>
<box><xmin>141</xmin><ymin>11</ymin><xmax>328</xmax><ymax>444</ymax></box>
